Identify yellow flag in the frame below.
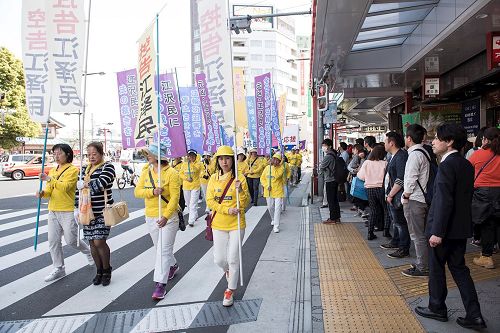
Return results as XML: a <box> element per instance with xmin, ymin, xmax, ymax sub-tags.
<box><xmin>233</xmin><ymin>67</ymin><xmax>248</xmax><ymax>146</ymax></box>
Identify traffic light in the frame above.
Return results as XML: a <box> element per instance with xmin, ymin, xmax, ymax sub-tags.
<box><xmin>317</xmin><ymin>83</ymin><xmax>328</xmax><ymax>112</ymax></box>
<box><xmin>230</xmin><ymin>17</ymin><xmax>252</xmax><ymax>34</ymax></box>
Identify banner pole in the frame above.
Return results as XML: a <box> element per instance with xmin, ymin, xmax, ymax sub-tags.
<box><xmin>34</xmin><ymin>120</ymin><xmax>50</xmax><ymax>252</ymax></box>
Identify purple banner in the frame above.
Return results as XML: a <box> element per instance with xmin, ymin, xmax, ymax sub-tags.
<box><xmin>299</xmin><ymin>140</ymin><xmax>306</xmax><ymax>150</ymax></box>
<box><xmin>246</xmin><ymin>96</ymin><xmax>257</xmax><ymax>145</ymax></box>
<box><xmin>179</xmin><ymin>87</ymin><xmax>204</xmax><ymax>154</ymax></box>
<box><xmin>117</xmin><ymin>69</ymin><xmax>144</xmax><ymax>149</ymax></box>
<box><xmin>195</xmin><ymin>73</ymin><xmax>222</xmax><ymax>153</ymax></box>
<box><xmin>254</xmin><ymin>73</ymin><xmax>272</xmax><ymax>155</ymax></box>
<box><xmin>271</xmin><ymin>88</ymin><xmax>284</xmax><ymax>154</ymax></box>
<box><xmin>153</xmin><ymin>73</ymin><xmax>188</xmax><ymax>158</ymax></box>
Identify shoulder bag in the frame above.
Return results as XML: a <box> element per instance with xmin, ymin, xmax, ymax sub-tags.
<box><xmin>103</xmin><ymin>188</ymin><xmax>129</xmax><ymax>226</ymax></box>
<box><xmin>149</xmin><ymin>169</ymin><xmax>185</xmax><ymax>231</ymax></box>
<box><xmin>205</xmin><ymin>176</ymin><xmax>235</xmax><ymax>241</ymax></box>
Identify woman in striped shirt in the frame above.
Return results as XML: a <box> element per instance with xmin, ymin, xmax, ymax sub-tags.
<box><xmin>76</xmin><ymin>142</ymin><xmax>116</xmax><ymax>286</ymax></box>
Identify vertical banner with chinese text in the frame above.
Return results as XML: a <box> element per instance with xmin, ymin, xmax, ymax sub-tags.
<box><xmin>46</xmin><ymin>0</ymin><xmax>85</xmax><ymax>113</ymax></box>
<box><xmin>246</xmin><ymin>96</ymin><xmax>257</xmax><ymax>146</ymax></box>
<box><xmin>116</xmin><ymin>69</ymin><xmax>144</xmax><ymax>149</ymax></box>
<box><xmin>254</xmin><ymin>73</ymin><xmax>272</xmax><ymax>156</ymax></box>
<box><xmin>135</xmin><ymin>23</ymin><xmax>158</xmax><ymax>141</ymax></box>
<box><xmin>195</xmin><ymin>73</ymin><xmax>222</xmax><ymax>153</ymax></box>
<box><xmin>279</xmin><ymin>93</ymin><xmax>286</xmax><ymax>134</ymax></box>
<box><xmin>197</xmin><ymin>0</ymin><xmax>234</xmax><ymax>139</ymax></box>
<box><xmin>271</xmin><ymin>88</ymin><xmax>284</xmax><ymax>153</ymax></box>
<box><xmin>461</xmin><ymin>98</ymin><xmax>481</xmax><ymax>138</ymax></box>
<box><xmin>179</xmin><ymin>87</ymin><xmax>204</xmax><ymax>154</ymax></box>
<box><xmin>233</xmin><ymin>67</ymin><xmax>247</xmax><ymax>146</ymax></box>
<box><xmin>154</xmin><ymin>73</ymin><xmax>187</xmax><ymax>158</ymax></box>
<box><xmin>21</xmin><ymin>0</ymin><xmax>51</xmax><ymax>123</ymax></box>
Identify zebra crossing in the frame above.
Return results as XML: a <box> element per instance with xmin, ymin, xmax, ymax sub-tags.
<box><xmin>0</xmin><ymin>203</ymin><xmax>272</xmax><ymax>332</ymax></box>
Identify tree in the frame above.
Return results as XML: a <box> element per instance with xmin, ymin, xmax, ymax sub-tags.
<box><xmin>0</xmin><ymin>47</ymin><xmax>40</xmax><ymax>150</ymax></box>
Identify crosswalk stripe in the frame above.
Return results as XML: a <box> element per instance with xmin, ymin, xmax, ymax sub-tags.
<box><xmin>44</xmin><ymin>215</ymin><xmax>208</xmax><ymax>316</ymax></box>
<box><xmin>0</xmin><ymin>219</ymin><xmax>49</xmax><ymax>247</ymax></box>
<box><xmin>0</xmin><ymin>208</ymin><xmax>40</xmax><ymax>222</ymax></box>
<box><xmin>0</xmin><ymin>210</ymin><xmax>145</xmax><ymax>271</ymax></box>
<box><xmin>157</xmin><ymin>206</ymin><xmax>267</xmax><ymax>307</ymax></box>
<box><xmin>0</xmin><ymin>213</ymin><xmax>49</xmax><ymax>232</ymax></box>
<box><xmin>0</xmin><ymin>212</ymin><xmax>150</xmax><ymax>311</ymax></box>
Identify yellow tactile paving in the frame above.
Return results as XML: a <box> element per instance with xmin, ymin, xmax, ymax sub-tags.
<box><xmin>387</xmin><ymin>251</ymin><xmax>500</xmax><ymax>299</ymax></box>
<box><xmin>315</xmin><ymin>224</ymin><xmax>425</xmax><ymax>333</ymax></box>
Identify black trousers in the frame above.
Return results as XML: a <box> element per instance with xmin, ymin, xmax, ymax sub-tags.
<box><xmin>366</xmin><ymin>187</ymin><xmax>386</xmax><ymax>232</ymax></box>
<box><xmin>428</xmin><ymin>238</ymin><xmax>481</xmax><ymax>318</ymax></box>
<box><xmin>478</xmin><ymin>187</ymin><xmax>500</xmax><ymax>256</ymax></box>
<box><xmin>246</xmin><ymin>177</ymin><xmax>260</xmax><ymax>205</ymax></box>
<box><xmin>325</xmin><ymin>181</ymin><xmax>340</xmax><ymax>220</ymax></box>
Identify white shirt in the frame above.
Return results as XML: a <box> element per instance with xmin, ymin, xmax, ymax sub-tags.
<box><xmin>441</xmin><ymin>149</ymin><xmax>458</xmax><ymax>162</ymax></box>
<box><xmin>403</xmin><ymin>144</ymin><xmax>430</xmax><ymax>203</ymax></box>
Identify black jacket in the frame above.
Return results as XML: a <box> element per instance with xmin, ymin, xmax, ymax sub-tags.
<box><xmin>426</xmin><ymin>152</ymin><xmax>474</xmax><ymax>239</ymax></box>
<box><xmin>385</xmin><ymin>149</ymin><xmax>408</xmax><ymax>195</ymax></box>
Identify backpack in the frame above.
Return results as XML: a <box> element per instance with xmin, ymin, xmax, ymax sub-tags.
<box><xmin>327</xmin><ymin>152</ymin><xmax>349</xmax><ymax>184</ymax></box>
<box><xmin>414</xmin><ymin>147</ymin><xmax>438</xmax><ymax>205</ymax></box>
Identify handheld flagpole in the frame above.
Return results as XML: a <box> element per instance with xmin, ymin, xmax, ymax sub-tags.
<box><xmin>34</xmin><ymin>116</ymin><xmax>50</xmax><ymax>251</ymax></box>
<box><xmin>155</xmin><ymin>13</ymin><xmax>164</xmax><ymax>277</ymax></box>
<box><xmin>77</xmin><ymin>0</ymin><xmax>93</xmax><ymax>247</ymax></box>
<box><xmin>226</xmin><ymin>0</ymin><xmax>244</xmax><ymax>287</ymax></box>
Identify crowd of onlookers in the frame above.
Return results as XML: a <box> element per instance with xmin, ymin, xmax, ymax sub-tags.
<box><xmin>319</xmin><ymin>123</ymin><xmax>499</xmax><ymax>330</ymax></box>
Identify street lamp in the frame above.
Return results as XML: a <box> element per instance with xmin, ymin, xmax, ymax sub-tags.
<box><xmin>286</xmin><ymin>58</ymin><xmax>310</xmax><ymax>63</ymax></box>
<box><xmin>82</xmin><ymin>71</ymin><xmax>105</xmax><ymax>76</ymax></box>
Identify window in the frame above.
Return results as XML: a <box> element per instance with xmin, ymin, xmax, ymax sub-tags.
<box><xmin>251</xmin><ymin>69</ymin><xmax>261</xmax><ymax>76</ymax></box>
<box><xmin>265</xmin><ymin>55</ymin><xmax>276</xmax><ymax>62</ymax></box>
<box><xmin>291</xmin><ymin>75</ymin><xmax>298</xmax><ymax>82</ymax></box>
<box><xmin>194</xmin><ymin>54</ymin><xmax>201</xmax><ymax>64</ymax></box>
<box><xmin>193</xmin><ymin>29</ymin><xmax>200</xmax><ymax>38</ymax></box>
<box><xmin>292</xmin><ymin>88</ymin><xmax>298</xmax><ymax>95</ymax></box>
<box><xmin>291</xmin><ymin>101</ymin><xmax>298</xmax><ymax>108</ymax></box>
<box><xmin>251</xmin><ymin>54</ymin><xmax>263</xmax><ymax>61</ymax></box>
<box><xmin>291</xmin><ymin>49</ymin><xmax>297</xmax><ymax>57</ymax></box>
<box><xmin>194</xmin><ymin>42</ymin><xmax>200</xmax><ymax>52</ymax></box>
<box><xmin>233</xmin><ymin>56</ymin><xmax>246</xmax><ymax>61</ymax></box>
<box><xmin>12</xmin><ymin>156</ymin><xmax>24</xmax><ymax>162</ymax></box>
<box><xmin>265</xmin><ymin>40</ymin><xmax>275</xmax><ymax>49</ymax></box>
<box><xmin>250</xmin><ymin>40</ymin><xmax>262</xmax><ymax>48</ymax></box>
<box><xmin>233</xmin><ymin>41</ymin><xmax>245</xmax><ymax>47</ymax></box>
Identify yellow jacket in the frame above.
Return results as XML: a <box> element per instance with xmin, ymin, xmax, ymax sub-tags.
<box><xmin>287</xmin><ymin>153</ymin><xmax>299</xmax><ymax>167</ymax></box>
<box><xmin>179</xmin><ymin>160</ymin><xmax>202</xmax><ymax>190</ymax></box>
<box><xmin>296</xmin><ymin>153</ymin><xmax>303</xmax><ymax>166</ymax></box>
<box><xmin>200</xmin><ymin>158</ymin><xmax>216</xmax><ymax>185</ymax></box>
<box><xmin>283</xmin><ymin>163</ymin><xmax>292</xmax><ymax>180</ymax></box>
<box><xmin>172</xmin><ymin>160</ymin><xmax>183</xmax><ymax>173</ymax></box>
<box><xmin>134</xmin><ymin>164</ymin><xmax>181</xmax><ymax>219</ymax></box>
<box><xmin>207</xmin><ymin>172</ymin><xmax>250</xmax><ymax>231</ymax></box>
<box><xmin>260</xmin><ymin>163</ymin><xmax>286</xmax><ymax>198</ymax></box>
<box><xmin>246</xmin><ymin>157</ymin><xmax>265</xmax><ymax>178</ymax></box>
<box><xmin>42</xmin><ymin>163</ymin><xmax>79</xmax><ymax>212</ymax></box>
<box><xmin>237</xmin><ymin>160</ymin><xmax>249</xmax><ymax>176</ymax></box>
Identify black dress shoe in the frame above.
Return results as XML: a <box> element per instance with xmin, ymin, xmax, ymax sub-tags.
<box><xmin>456</xmin><ymin>316</ymin><xmax>487</xmax><ymax>329</ymax></box>
<box><xmin>415</xmin><ymin>306</ymin><xmax>448</xmax><ymax>322</ymax></box>
<box><xmin>367</xmin><ymin>232</ymin><xmax>377</xmax><ymax>240</ymax></box>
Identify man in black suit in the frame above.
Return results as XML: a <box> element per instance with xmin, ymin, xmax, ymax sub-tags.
<box><xmin>415</xmin><ymin>123</ymin><xmax>486</xmax><ymax>330</ymax></box>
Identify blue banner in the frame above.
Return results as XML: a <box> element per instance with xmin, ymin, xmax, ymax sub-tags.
<box><xmin>179</xmin><ymin>87</ymin><xmax>204</xmax><ymax>154</ymax></box>
<box><xmin>246</xmin><ymin>96</ymin><xmax>257</xmax><ymax>146</ymax></box>
<box><xmin>271</xmin><ymin>88</ymin><xmax>284</xmax><ymax>155</ymax></box>
<box><xmin>220</xmin><ymin>125</ymin><xmax>235</xmax><ymax>148</ymax></box>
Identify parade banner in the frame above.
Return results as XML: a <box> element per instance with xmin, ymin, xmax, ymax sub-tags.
<box><xmin>179</xmin><ymin>87</ymin><xmax>204</xmax><ymax>154</ymax></box>
<box><xmin>254</xmin><ymin>73</ymin><xmax>272</xmax><ymax>156</ymax></box>
<box><xmin>279</xmin><ymin>93</ymin><xmax>287</xmax><ymax>134</ymax></box>
<box><xmin>198</xmin><ymin>0</ymin><xmax>235</xmax><ymax>140</ymax></box>
<box><xmin>246</xmin><ymin>96</ymin><xmax>257</xmax><ymax>146</ymax></box>
<box><xmin>195</xmin><ymin>73</ymin><xmax>222</xmax><ymax>153</ymax></box>
<box><xmin>299</xmin><ymin>140</ymin><xmax>306</xmax><ymax>150</ymax></box>
<box><xmin>220</xmin><ymin>125</ymin><xmax>235</xmax><ymax>147</ymax></box>
<box><xmin>271</xmin><ymin>89</ymin><xmax>284</xmax><ymax>153</ymax></box>
<box><xmin>21</xmin><ymin>0</ymin><xmax>51</xmax><ymax>123</ymax></box>
<box><xmin>154</xmin><ymin>73</ymin><xmax>187</xmax><ymax>158</ymax></box>
<box><xmin>46</xmin><ymin>0</ymin><xmax>85</xmax><ymax>113</ymax></box>
<box><xmin>135</xmin><ymin>23</ymin><xmax>158</xmax><ymax>141</ymax></box>
<box><xmin>283</xmin><ymin>124</ymin><xmax>299</xmax><ymax>146</ymax></box>
<box><xmin>116</xmin><ymin>69</ymin><xmax>144</xmax><ymax>149</ymax></box>
<box><xmin>233</xmin><ymin>67</ymin><xmax>248</xmax><ymax>146</ymax></box>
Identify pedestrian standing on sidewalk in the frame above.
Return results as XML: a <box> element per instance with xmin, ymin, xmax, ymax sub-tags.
<box><xmin>134</xmin><ymin>142</ymin><xmax>181</xmax><ymax>300</ymax></box>
<box><xmin>37</xmin><ymin>144</ymin><xmax>93</xmax><ymax>282</ymax></box>
<box><xmin>206</xmin><ymin>145</ymin><xmax>250</xmax><ymax>307</ymax></box>
<box><xmin>401</xmin><ymin>124</ymin><xmax>431</xmax><ymax>277</ymax></box>
<box><xmin>470</xmin><ymin>127</ymin><xmax>500</xmax><ymax>269</ymax></box>
<box><xmin>383</xmin><ymin>132</ymin><xmax>410</xmax><ymax>259</ymax></box>
<box><xmin>320</xmin><ymin>139</ymin><xmax>341</xmax><ymax>224</ymax></box>
<box><xmin>200</xmin><ymin>152</ymin><xmax>215</xmax><ymax>205</ymax></box>
<box><xmin>246</xmin><ymin>148</ymin><xmax>265</xmax><ymax>206</ymax></box>
<box><xmin>415</xmin><ymin>123</ymin><xmax>486</xmax><ymax>330</ymax></box>
<box><xmin>296</xmin><ymin>148</ymin><xmax>303</xmax><ymax>183</ymax></box>
<box><xmin>179</xmin><ymin>149</ymin><xmax>202</xmax><ymax>227</ymax></box>
<box><xmin>357</xmin><ymin>145</ymin><xmax>388</xmax><ymax>240</ymax></box>
<box><xmin>261</xmin><ymin>152</ymin><xmax>286</xmax><ymax>233</ymax></box>
<box><xmin>76</xmin><ymin>142</ymin><xmax>116</xmax><ymax>286</ymax></box>
<box><xmin>348</xmin><ymin>144</ymin><xmax>368</xmax><ymax>217</ymax></box>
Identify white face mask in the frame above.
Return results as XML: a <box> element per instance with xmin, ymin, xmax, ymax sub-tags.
<box><xmin>322</xmin><ymin>146</ymin><xmax>328</xmax><ymax>153</ymax></box>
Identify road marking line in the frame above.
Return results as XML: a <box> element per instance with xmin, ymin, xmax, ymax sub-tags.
<box><xmin>0</xmin><ymin>209</ymin><xmax>40</xmax><ymax>222</ymax></box>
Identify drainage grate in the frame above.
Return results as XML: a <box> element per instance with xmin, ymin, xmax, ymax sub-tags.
<box><xmin>0</xmin><ymin>299</ymin><xmax>262</xmax><ymax>333</ymax></box>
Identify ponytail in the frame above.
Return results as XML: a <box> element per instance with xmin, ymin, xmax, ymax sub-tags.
<box><xmin>483</xmin><ymin>127</ymin><xmax>500</xmax><ymax>155</ymax></box>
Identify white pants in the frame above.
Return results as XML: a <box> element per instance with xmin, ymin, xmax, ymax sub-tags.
<box><xmin>48</xmin><ymin>211</ymin><xmax>91</xmax><ymax>269</ymax></box>
<box><xmin>146</xmin><ymin>215</ymin><xmax>179</xmax><ymax>284</ymax></box>
<box><xmin>291</xmin><ymin>166</ymin><xmax>299</xmax><ymax>184</ymax></box>
<box><xmin>183</xmin><ymin>188</ymin><xmax>200</xmax><ymax>224</ymax></box>
<box><xmin>213</xmin><ymin>229</ymin><xmax>245</xmax><ymax>290</ymax></box>
<box><xmin>200</xmin><ymin>183</ymin><xmax>209</xmax><ymax>212</ymax></box>
<box><xmin>266</xmin><ymin>197</ymin><xmax>283</xmax><ymax>227</ymax></box>
<box><xmin>282</xmin><ymin>186</ymin><xmax>288</xmax><ymax>211</ymax></box>
<box><xmin>323</xmin><ymin>183</ymin><xmax>328</xmax><ymax>205</ymax></box>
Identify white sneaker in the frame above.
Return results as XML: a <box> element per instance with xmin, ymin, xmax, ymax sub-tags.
<box><xmin>44</xmin><ymin>267</ymin><xmax>66</xmax><ymax>282</ymax></box>
<box><xmin>86</xmin><ymin>254</ymin><xmax>95</xmax><ymax>266</ymax></box>
<box><xmin>223</xmin><ymin>289</ymin><xmax>234</xmax><ymax>307</ymax></box>
<box><xmin>273</xmin><ymin>227</ymin><xmax>280</xmax><ymax>233</ymax></box>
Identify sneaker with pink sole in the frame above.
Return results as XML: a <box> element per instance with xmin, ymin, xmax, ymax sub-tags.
<box><xmin>152</xmin><ymin>283</ymin><xmax>167</xmax><ymax>300</ymax></box>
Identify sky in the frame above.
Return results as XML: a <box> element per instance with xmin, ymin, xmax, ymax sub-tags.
<box><xmin>0</xmin><ymin>0</ymin><xmax>312</xmax><ymax>140</ymax></box>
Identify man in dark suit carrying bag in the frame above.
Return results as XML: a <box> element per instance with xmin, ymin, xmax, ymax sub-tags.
<box><xmin>415</xmin><ymin>123</ymin><xmax>486</xmax><ymax>330</ymax></box>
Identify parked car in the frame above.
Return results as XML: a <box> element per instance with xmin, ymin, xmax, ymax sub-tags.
<box><xmin>1</xmin><ymin>155</ymin><xmax>55</xmax><ymax>180</ymax></box>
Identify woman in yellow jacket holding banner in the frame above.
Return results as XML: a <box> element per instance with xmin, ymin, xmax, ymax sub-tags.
<box><xmin>206</xmin><ymin>145</ymin><xmax>250</xmax><ymax>307</ymax></box>
<box><xmin>260</xmin><ymin>153</ymin><xmax>286</xmax><ymax>233</ymax></box>
<box><xmin>179</xmin><ymin>149</ymin><xmax>202</xmax><ymax>226</ymax></box>
<box><xmin>135</xmin><ymin>142</ymin><xmax>182</xmax><ymax>301</ymax></box>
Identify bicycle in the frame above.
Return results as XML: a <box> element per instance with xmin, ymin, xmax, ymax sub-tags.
<box><xmin>117</xmin><ymin>164</ymin><xmax>138</xmax><ymax>189</ymax></box>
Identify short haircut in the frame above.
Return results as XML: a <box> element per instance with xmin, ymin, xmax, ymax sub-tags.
<box><xmin>436</xmin><ymin>123</ymin><xmax>467</xmax><ymax>151</ymax></box>
<box><xmin>364</xmin><ymin>136</ymin><xmax>376</xmax><ymax>148</ymax></box>
<box><xmin>475</xmin><ymin>127</ymin><xmax>489</xmax><ymax>148</ymax></box>
<box><xmin>52</xmin><ymin>143</ymin><xmax>74</xmax><ymax>163</ymax></box>
<box><xmin>87</xmin><ymin>141</ymin><xmax>104</xmax><ymax>155</ymax></box>
<box><xmin>322</xmin><ymin>138</ymin><xmax>333</xmax><ymax>148</ymax></box>
<box><xmin>353</xmin><ymin>144</ymin><xmax>364</xmax><ymax>152</ymax></box>
<box><xmin>406</xmin><ymin>124</ymin><xmax>427</xmax><ymax>144</ymax></box>
<box><xmin>339</xmin><ymin>142</ymin><xmax>347</xmax><ymax>150</ymax></box>
<box><xmin>386</xmin><ymin>131</ymin><xmax>404</xmax><ymax>149</ymax></box>
<box><xmin>355</xmin><ymin>138</ymin><xmax>364</xmax><ymax>146</ymax></box>
<box><xmin>368</xmin><ymin>145</ymin><xmax>386</xmax><ymax>161</ymax></box>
